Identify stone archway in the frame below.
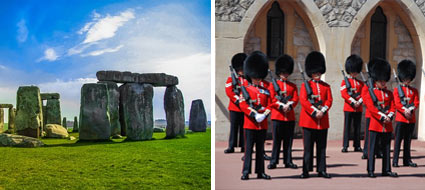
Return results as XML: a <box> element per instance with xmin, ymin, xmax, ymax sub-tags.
<box><xmin>0</xmin><ymin>104</ymin><xmax>15</xmax><ymax>133</ymax></box>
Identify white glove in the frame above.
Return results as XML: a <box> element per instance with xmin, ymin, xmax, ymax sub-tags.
<box><xmin>255</xmin><ymin>113</ymin><xmax>266</xmax><ymax>123</ymax></box>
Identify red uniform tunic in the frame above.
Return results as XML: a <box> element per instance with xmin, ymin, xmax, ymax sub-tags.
<box><xmin>363</xmin><ymin>87</ymin><xmax>395</xmax><ymax>133</ymax></box>
<box><xmin>225</xmin><ymin>76</ymin><xmax>247</xmax><ymax>112</ymax></box>
<box><xmin>361</xmin><ymin>84</ymin><xmax>371</xmax><ymax>118</ymax></box>
<box><xmin>299</xmin><ymin>80</ymin><xmax>333</xmax><ymax>130</ymax></box>
<box><xmin>340</xmin><ymin>77</ymin><xmax>364</xmax><ymax>112</ymax></box>
<box><xmin>269</xmin><ymin>79</ymin><xmax>299</xmax><ymax>121</ymax></box>
<box><xmin>393</xmin><ymin>85</ymin><xmax>419</xmax><ymax>123</ymax></box>
<box><xmin>239</xmin><ymin>81</ymin><xmax>272</xmax><ymax>130</ymax></box>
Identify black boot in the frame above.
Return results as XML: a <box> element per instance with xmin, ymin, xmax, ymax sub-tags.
<box><xmin>224</xmin><ymin>148</ymin><xmax>234</xmax><ymax>154</ymax></box>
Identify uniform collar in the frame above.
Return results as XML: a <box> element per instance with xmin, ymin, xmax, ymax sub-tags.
<box><xmin>311</xmin><ymin>79</ymin><xmax>320</xmax><ymax>83</ymax></box>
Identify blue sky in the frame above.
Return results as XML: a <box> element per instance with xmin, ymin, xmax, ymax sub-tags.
<box><xmin>0</xmin><ymin>0</ymin><xmax>211</xmax><ymax>121</ymax></box>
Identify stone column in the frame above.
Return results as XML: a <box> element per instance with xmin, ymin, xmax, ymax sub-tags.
<box><xmin>8</xmin><ymin>108</ymin><xmax>16</xmax><ymax>133</ymax></box>
<box><xmin>98</xmin><ymin>81</ymin><xmax>121</xmax><ymax>137</ymax></box>
<box><xmin>16</xmin><ymin>86</ymin><xmax>43</xmax><ymax>138</ymax></box>
<box><xmin>189</xmin><ymin>99</ymin><xmax>207</xmax><ymax>132</ymax></box>
<box><xmin>62</xmin><ymin>117</ymin><xmax>67</xmax><ymax>129</ymax></box>
<box><xmin>45</xmin><ymin>99</ymin><xmax>61</xmax><ymax>125</ymax></box>
<box><xmin>79</xmin><ymin>83</ymin><xmax>111</xmax><ymax>140</ymax></box>
<box><xmin>164</xmin><ymin>86</ymin><xmax>185</xmax><ymax>138</ymax></box>
<box><xmin>119</xmin><ymin>83</ymin><xmax>154</xmax><ymax>141</ymax></box>
<box><xmin>73</xmin><ymin>116</ymin><xmax>79</xmax><ymax>132</ymax></box>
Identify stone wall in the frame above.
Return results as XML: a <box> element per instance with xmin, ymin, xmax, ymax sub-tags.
<box><xmin>215</xmin><ymin>0</ymin><xmax>255</xmax><ymax>22</ymax></box>
<box><xmin>393</xmin><ymin>16</ymin><xmax>416</xmax><ymax>64</ymax></box>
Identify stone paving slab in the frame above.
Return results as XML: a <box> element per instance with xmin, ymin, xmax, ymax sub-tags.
<box><xmin>216</xmin><ymin>139</ymin><xmax>425</xmax><ymax>190</ymax></box>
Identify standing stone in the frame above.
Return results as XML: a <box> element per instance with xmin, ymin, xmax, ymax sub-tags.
<box><xmin>62</xmin><ymin>117</ymin><xmax>67</xmax><ymax>129</ymax></box>
<box><xmin>73</xmin><ymin>116</ymin><xmax>79</xmax><ymax>132</ymax></box>
<box><xmin>164</xmin><ymin>86</ymin><xmax>185</xmax><ymax>138</ymax></box>
<box><xmin>98</xmin><ymin>81</ymin><xmax>121</xmax><ymax>136</ymax></box>
<box><xmin>0</xmin><ymin>109</ymin><xmax>4</xmax><ymax>132</ymax></box>
<box><xmin>16</xmin><ymin>86</ymin><xmax>43</xmax><ymax>138</ymax></box>
<box><xmin>8</xmin><ymin>108</ymin><xmax>16</xmax><ymax>133</ymax></box>
<box><xmin>79</xmin><ymin>83</ymin><xmax>111</xmax><ymax>140</ymax></box>
<box><xmin>189</xmin><ymin>99</ymin><xmax>207</xmax><ymax>132</ymax></box>
<box><xmin>119</xmin><ymin>83</ymin><xmax>153</xmax><ymax>140</ymax></box>
<box><xmin>45</xmin><ymin>99</ymin><xmax>61</xmax><ymax>125</ymax></box>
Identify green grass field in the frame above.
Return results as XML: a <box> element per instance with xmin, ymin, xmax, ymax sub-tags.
<box><xmin>0</xmin><ymin>128</ymin><xmax>211</xmax><ymax>190</ymax></box>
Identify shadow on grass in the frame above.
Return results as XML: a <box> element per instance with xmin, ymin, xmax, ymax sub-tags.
<box><xmin>44</xmin><ymin>135</ymin><xmax>190</xmax><ymax>147</ymax></box>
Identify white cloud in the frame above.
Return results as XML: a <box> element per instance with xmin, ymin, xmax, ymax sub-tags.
<box><xmin>81</xmin><ymin>44</ymin><xmax>123</xmax><ymax>57</ymax></box>
<box><xmin>37</xmin><ymin>48</ymin><xmax>59</xmax><ymax>62</ymax></box>
<box><xmin>80</xmin><ymin>9</ymin><xmax>135</xmax><ymax>44</ymax></box>
<box><xmin>16</xmin><ymin>19</ymin><xmax>28</xmax><ymax>43</ymax></box>
<box><xmin>0</xmin><ymin>64</ymin><xmax>7</xmax><ymax>70</ymax></box>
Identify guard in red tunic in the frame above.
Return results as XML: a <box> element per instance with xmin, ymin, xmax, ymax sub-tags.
<box><xmin>341</xmin><ymin>55</ymin><xmax>364</xmax><ymax>153</ymax></box>
<box><xmin>363</xmin><ymin>58</ymin><xmax>398</xmax><ymax>178</ymax></box>
<box><xmin>392</xmin><ymin>60</ymin><xmax>419</xmax><ymax>168</ymax></box>
<box><xmin>299</xmin><ymin>51</ymin><xmax>333</xmax><ymax>179</ymax></box>
<box><xmin>239</xmin><ymin>51</ymin><xmax>272</xmax><ymax>180</ymax></box>
<box><xmin>267</xmin><ymin>54</ymin><xmax>299</xmax><ymax>169</ymax></box>
<box><xmin>224</xmin><ymin>53</ymin><xmax>247</xmax><ymax>153</ymax></box>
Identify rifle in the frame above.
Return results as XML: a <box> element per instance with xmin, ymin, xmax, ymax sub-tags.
<box><xmin>365</xmin><ymin>64</ymin><xmax>389</xmax><ymax>113</ymax></box>
<box><xmin>393</xmin><ymin>69</ymin><xmax>414</xmax><ymax>109</ymax></box>
<box><xmin>338</xmin><ymin>62</ymin><xmax>360</xmax><ymax>99</ymax></box>
<box><xmin>229</xmin><ymin>65</ymin><xmax>262</xmax><ymax>112</ymax></box>
<box><xmin>229</xmin><ymin>65</ymin><xmax>241</xmax><ymax>95</ymax></box>
<box><xmin>268</xmin><ymin>70</ymin><xmax>292</xmax><ymax>104</ymax></box>
<box><xmin>297</xmin><ymin>62</ymin><xmax>322</xmax><ymax>109</ymax></box>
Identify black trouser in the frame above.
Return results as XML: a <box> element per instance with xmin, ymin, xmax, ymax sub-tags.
<box><xmin>367</xmin><ymin>131</ymin><xmax>392</xmax><ymax>173</ymax></box>
<box><xmin>302</xmin><ymin>128</ymin><xmax>328</xmax><ymax>173</ymax></box>
<box><xmin>228</xmin><ymin>111</ymin><xmax>244</xmax><ymax>148</ymax></box>
<box><xmin>242</xmin><ymin>129</ymin><xmax>266</xmax><ymax>175</ymax></box>
<box><xmin>343</xmin><ymin>112</ymin><xmax>362</xmax><ymax>148</ymax></box>
<box><xmin>393</xmin><ymin>122</ymin><xmax>415</xmax><ymax>165</ymax></box>
<box><xmin>363</xmin><ymin>118</ymin><xmax>371</xmax><ymax>156</ymax></box>
<box><xmin>270</xmin><ymin>120</ymin><xmax>295</xmax><ymax>165</ymax></box>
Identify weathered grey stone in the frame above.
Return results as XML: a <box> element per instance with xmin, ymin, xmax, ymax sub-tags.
<box><xmin>45</xmin><ymin>99</ymin><xmax>61</xmax><ymax>125</ymax></box>
<box><xmin>73</xmin><ymin>116</ymin><xmax>79</xmax><ymax>132</ymax></box>
<box><xmin>98</xmin><ymin>81</ymin><xmax>121</xmax><ymax>136</ymax></box>
<box><xmin>189</xmin><ymin>99</ymin><xmax>207</xmax><ymax>132</ymax></box>
<box><xmin>164</xmin><ymin>86</ymin><xmax>185</xmax><ymax>138</ymax></box>
<box><xmin>0</xmin><ymin>133</ymin><xmax>44</xmax><ymax>147</ymax></box>
<box><xmin>0</xmin><ymin>109</ymin><xmax>4</xmax><ymax>132</ymax></box>
<box><xmin>97</xmin><ymin>71</ymin><xmax>178</xmax><ymax>86</ymax></box>
<box><xmin>119</xmin><ymin>83</ymin><xmax>154</xmax><ymax>140</ymax></box>
<box><xmin>0</xmin><ymin>104</ymin><xmax>13</xmax><ymax>108</ymax></box>
<box><xmin>137</xmin><ymin>73</ymin><xmax>178</xmax><ymax>86</ymax></box>
<box><xmin>40</xmin><ymin>93</ymin><xmax>60</xmax><ymax>100</ymax></box>
<box><xmin>8</xmin><ymin>108</ymin><xmax>16</xmax><ymax>133</ymax></box>
<box><xmin>320</xmin><ymin>4</ymin><xmax>333</xmax><ymax>15</ymax></box>
<box><xmin>79</xmin><ymin>83</ymin><xmax>111</xmax><ymax>140</ymax></box>
<box><xmin>44</xmin><ymin>124</ymin><xmax>69</xmax><ymax>138</ymax></box>
<box><xmin>62</xmin><ymin>117</ymin><xmax>67</xmax><ymax>129</ymax></box>
<box><xmin>153</xmin><ymin>127</ymin><xmax>165</xmax><ymax>133</ymax></box>
<box><xmin>16</xmin><ymin>86</ymin><xmax>43</xmax><ymax>138</ymax></box>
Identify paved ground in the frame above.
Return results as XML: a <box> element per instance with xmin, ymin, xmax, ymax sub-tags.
<box><xmin>216</xmin><ymin>139</ymin><xmax>425</xmax><ymax>190</ymax></box>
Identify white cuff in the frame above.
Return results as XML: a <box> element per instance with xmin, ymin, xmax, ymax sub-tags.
<box><xmin>409</xmin><ymin>106</ymin><xmax>415</xmax><ymax>111</ymax></box>
<box><xmin>358</xmin><ymin>98</ymin><xmax>363</xmax><ymax>103</ymax></box>
<box><xmin>225</xmin><ymin>83</ymin><xmax>232</xmax><ymax>88</ymax></box>
<box><xmin>378</xmin><ymin>112</ymin><xmax>387</xmax><ymax>118</ymax></box>
<box><xmin>311</xmin><ymin>106</ymin><xmax>320</xmax><ymax>112</ymax></box>
<box><xmin>349</xmin><ymin>97</ymin><xmax>356</xmax><ymax>103</ymax></box>
<box><xmin>264</xmin><ymin>109</ymin><xmax>271</xmax><ymax>115</ymax></box>
<box><xmin>340</xmin><ymin>85</ymin><xmax>346</xmax><ymax>91</ymax></box>
<box><xmin>287</xmin><ymin>101</ymin><xmax>294</xmax><ymax>106</ymax></box>
<box><xmin>388</xmin><ymin>112</ymin><xmax>394</xmax><ymax>118</ymax></box>
<box><xmin>321</xmin><ymin>106</ymin><xmax>329</xmax><ymax>113</ymax></box>
<box><xmin>233</xmin><ymin>95</ymin><xmax>239</xmax><ymax>100</ymax></box>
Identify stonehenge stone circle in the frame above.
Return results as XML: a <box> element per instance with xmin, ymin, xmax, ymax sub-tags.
<box><xmin>97</xmin><ymin>71</ymin><xmax>178</xmax><ymax>87</ymax></box>
<box><xmin>73</xmin><ymin>116</ymin><xmax>79</xmax><ymax>132</ymax></box>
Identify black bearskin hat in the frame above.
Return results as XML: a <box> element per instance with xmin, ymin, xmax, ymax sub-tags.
<box><xmin>370</xmin><ymin>58</ymin><xmax>391</xmax><ymax>82</ymax></box>
<box><xmin>231</xmin><ymin>53</ymin><xmax>247</xmax><ymax>71</ymax></box>
<box><xmin>345</xmin><ymin>54</ymin><xmax>363</xmax><ymax>74</ymax></box>
<box><xmin>305</xmin><ymin>51</ymin><xmax>326</xmax><ymax>78</ymax></box>
<box><xmin>275</xmin><ymin>54</ymin><xmax>294</xmax><ymax>75</ymax></box>
<box><xmin>244</xmin><ymin>51</ymin><xmax>269</xmax><ymax>82</ymax></box>
<box><xmin>397</xmin><ymin>60</ymin><xmax>416</xmax><ymax>82</ymax></box>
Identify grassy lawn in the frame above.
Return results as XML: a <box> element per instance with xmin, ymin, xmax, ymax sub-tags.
<box><xmin>0</xmin><ymin>129</ymin><xmax>211</xmax><ymax>190</ymax></box>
